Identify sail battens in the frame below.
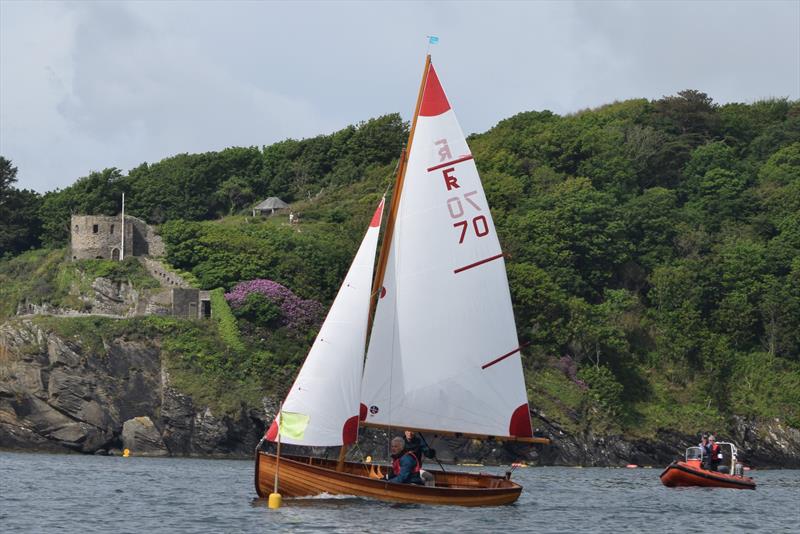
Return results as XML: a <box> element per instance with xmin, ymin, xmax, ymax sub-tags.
<box><xmin>427</xmin><ymin>154</ymin><xmax>474</xmax><ymax>172</ymax></box>
<box><xmin>481</xmin><ymin>346</ymin><xmax>523</xmax><ymax>370</ymax></box>
<box><xmin>453</xmin><ymin>253</ymin><xmax>504</xmax><ymax>274</ymax></box>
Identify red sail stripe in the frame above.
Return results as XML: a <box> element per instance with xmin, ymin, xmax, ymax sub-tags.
<box><xmin>481</xmin><ymin>346</ymin><xmax>523</xmax><ymax>370</ymax></box>
<box><xmin>454</xmin><ymin>253</ymin><xmax>503</xmax><ymax>274</ymax></box>
<box><xmin>427</xmin><ymin>155</ymin><xmax>474</xmax><ymax>172</ymax></box>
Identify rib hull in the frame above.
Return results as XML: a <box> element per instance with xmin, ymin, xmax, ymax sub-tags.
<box><xmin>660</xmin><ymin>461</ymin><xmax>756</xmax><ymax>490</ymax></box>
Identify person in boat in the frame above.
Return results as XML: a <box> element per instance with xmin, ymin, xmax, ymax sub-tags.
<box><xmin>698</xmin><ymin>433</ymin><xmax>709</xmax><ymax>466</ymax></box>
<box><xmin>403</xmin><ymin>430</ymin><xmax>434</xmax><ymax>466</ymax></box>
<box><xmin>385</xmin><ymin>437</ymin><xmax>423</xmax><ymax>485</ymax></box>
<box><xmin>707</xmin><ymin>435</ymin><xmax>722</xmax><ymax>471</ymax></box>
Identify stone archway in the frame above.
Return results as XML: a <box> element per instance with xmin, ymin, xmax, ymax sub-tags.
<box><xmin>111</xmin><ymin>248</ymin><xmax>120</xmax><ymax>261</ymax></box>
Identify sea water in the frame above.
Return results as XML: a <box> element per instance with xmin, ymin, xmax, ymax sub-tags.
<box><xmin>1</xmin><ymin>452</ymin><xmax>797</xmax><ymax>533</ymax></box>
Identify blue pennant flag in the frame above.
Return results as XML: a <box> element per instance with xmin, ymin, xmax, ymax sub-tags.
<box><xmin>428</xmin><ymin>35</ymin><xmax>439</xmax><ymax>45</ymax></box>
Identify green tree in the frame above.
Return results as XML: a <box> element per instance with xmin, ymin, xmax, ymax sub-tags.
<box><xmin>39</xmin><ymin>168</ymin><xmax>123</xmax><ymax>246</ymax></box>
<box><xmin>0</xmin><ymin>156</ymin><xmax>18</xmax><ymax>201</ymax></box>
<box><xmin>0</xmin><ymin>158</ymin><xmax>43</xmax><ymax>257</ymax></box>
<box><xmin>218</xmin><ymin>176</ymin><xmax>255</xmax><ymax>215</ymax></box>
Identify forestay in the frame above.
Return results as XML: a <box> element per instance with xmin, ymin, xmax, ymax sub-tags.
<box><xmin>266</xmin><ymin>199</ymin><xmax>385</xmax><ymax>446</ymax></box>
<box><xmin>360</xmin><ymin>63</ymin><xmax>532</xmax><ymax>438</ymax></box>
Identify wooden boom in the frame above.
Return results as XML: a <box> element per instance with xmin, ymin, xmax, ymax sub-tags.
<box><xmin>360</xmin><ymin>421</ymin><xmax>551</xmax><ymax>444</ymax></box>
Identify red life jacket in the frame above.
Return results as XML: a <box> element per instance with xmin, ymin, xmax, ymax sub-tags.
<box><xmin>710</xmin><ymin>443</ymin><xmax>721</xmax><ymax>460</ymax></box>
<box><xmin>392</xmin><ymin>451</ymin><xmax>421</xmax><ymax>475</ymax></box>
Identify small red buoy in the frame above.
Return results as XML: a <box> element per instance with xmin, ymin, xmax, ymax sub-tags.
<box><xmin>626</xmin><ymin>464</ymin><xmax>638</xmax><ymax>468</ymax></box>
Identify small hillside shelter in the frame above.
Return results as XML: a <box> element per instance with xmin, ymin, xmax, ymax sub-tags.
<box><xmin>252</xmin><ymin>197</ymin><xmax>289</xmax><ymax>216</ymax></box>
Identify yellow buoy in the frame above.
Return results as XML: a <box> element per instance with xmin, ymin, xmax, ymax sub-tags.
<box><xmin>123</xmin><ymin>449</ymin><xmax>130</xmax><ymax>457</ymax></box>
<box><xmin>268</xmin><ymin>492</ymin><xmax>282</xmax><ymax>509</ymax></box>
<box><xmin>365</xmin><ymin>455</ymin><xmax>372</xmax><ymax>463</ymax></box>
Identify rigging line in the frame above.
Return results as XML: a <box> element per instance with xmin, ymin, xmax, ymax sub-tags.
<box><xmin>383</xmin><ymin>156</ymin><xmax>402</xmax><ymax>197</ymax></box>
<box><xmin>417</xmin><ymin>432</ymin><xmax>447</xmax><ymax>473</ymax></box>
<box><xmin>386</xmin><ymin>254</ymin><xmax>398</xmax><ymax>460</ymax></box>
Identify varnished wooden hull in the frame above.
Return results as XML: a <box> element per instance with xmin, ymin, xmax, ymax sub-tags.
<box><xmin>255</xmin><ymin>451</ymin><xmax>522</xmax><ymax>506</ymax></box>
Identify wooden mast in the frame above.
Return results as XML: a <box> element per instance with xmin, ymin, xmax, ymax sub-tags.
<box><xmin>337</xmin><ymin>56</ymin><xmax>433</xmax><ymax>471</ymax></box>
<box><xmin>368</xmin><ymin>54</ymin><xmax>431</xmax><ymax>324</ymax></box>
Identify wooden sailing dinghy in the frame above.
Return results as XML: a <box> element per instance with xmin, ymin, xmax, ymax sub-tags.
<box><xmin>255</xmin><ymin>55</ymin><xmax>548</xmax><ymax>507</ymax></box>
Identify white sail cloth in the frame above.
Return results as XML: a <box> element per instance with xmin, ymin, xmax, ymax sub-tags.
<box><xmin>361</xmin><ymin>64</ymin><xmax>532</xmax><ymax>438</ymax></box>
<box><xmin>266</xmin><ymin>199</ymin><xmax>385</xmax><ymax>446</ymax></box>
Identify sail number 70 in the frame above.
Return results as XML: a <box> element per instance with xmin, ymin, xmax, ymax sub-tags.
<box><xmin>453</xmin><ymin>216</ymin><xmax>489</xmax><ymax>244</ymax></box>
<box><xmin>448</xmin><ymin>191</ymin><xmax>489</xmax><ymax>244</ymax></box>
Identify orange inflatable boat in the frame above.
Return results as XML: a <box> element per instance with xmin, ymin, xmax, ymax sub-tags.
<box><xmin>660</xmin><ymin>444</ymin><xmax>755</xmax><ymax>490</ymax></box>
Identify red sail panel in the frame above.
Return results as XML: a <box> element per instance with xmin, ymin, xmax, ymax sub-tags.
<box><xmin>265</xmin><ymin>420</ymin><xmax>278</xmax><ymax>441</ymax></box>
<box><xmin>509</xmin><ymin>404</ymin><xmax>533</xmax><ymax>437</ymax></box>
<box><xmin>370</xmin><ymin>197</ymin><xmax>385</xmax><ymax>227</ymax></box>
<box><xmin>419</xmin><ymin>64</ymin><xmax>451</xmax><ymax>117</ymax></box>
<box><xmin>342</xmin><ymin>415</ymin><xmax>360</xmax><ymax>444</ymax></box>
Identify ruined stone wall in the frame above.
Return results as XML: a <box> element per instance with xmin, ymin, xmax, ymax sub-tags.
<box><xmin>71</xmin><ymin>215</ymin><xmax>133</xmax><ymax>260</ymax></box>
<box><xmin>128</xmin><ymin>216</ymin><xmax>166</xmax><ymax>257</ymax></box>
<box><xmin>172</xmin><ymin>288</ymin><xmax>200</xmax><ymax>319</ymax></box>
<box><xmin>141</xmin><ymin>258</ymin><xmax>190</xmax><ymax>288</ymax></box>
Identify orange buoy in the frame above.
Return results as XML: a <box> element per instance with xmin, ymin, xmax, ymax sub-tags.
<box><xmin>626</xmin><ymin>464</ymin><xmax>638</xmax><ymax>468</ymax></box>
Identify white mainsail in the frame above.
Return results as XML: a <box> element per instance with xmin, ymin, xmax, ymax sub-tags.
<box><xmin>266</xmin><ymin>198</ymin><xmax>385</xmax><ymax>446</ymax></box>
<box><xmin>361</xmin><ymin>63</ymin><xmax>532</xmax><ymax>438</ymax></box>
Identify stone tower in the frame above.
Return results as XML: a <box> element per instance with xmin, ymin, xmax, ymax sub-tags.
<box><xmin>70</xmin><ymin>214</ymin><xmax>165</xmax><ymax>260</ymax></box>
<box><xmin>70</xmin><ymin>215</ymin><xmax>133</xmax><ymax>260</ymax></box>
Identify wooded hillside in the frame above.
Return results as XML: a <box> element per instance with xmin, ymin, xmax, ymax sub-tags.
<box><xmin>2</xmin><ymin>91</ymin><xmax>798</xmax><ymax>438</ymax></box>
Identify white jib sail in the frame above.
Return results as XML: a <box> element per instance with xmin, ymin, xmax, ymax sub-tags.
<box><xmin>267</xmin><ymin>198</ymin><xmax>385</xmax><ymax>446</ymax></box>
<box><xmin>361</xmin><ymin>63</ymin><xmax>532</xmax><ymax>438</ymax></box>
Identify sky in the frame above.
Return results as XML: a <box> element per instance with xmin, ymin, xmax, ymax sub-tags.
<box><xmin>1</xmin><ymin>0</ymin><xmax>799</xmax><ymax>194</ymax></box>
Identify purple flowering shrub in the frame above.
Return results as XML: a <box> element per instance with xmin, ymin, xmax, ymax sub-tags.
<box><xmin>225</xmin><ymin>279</ymin><xmax>323</xmax><ymax>332</ymax></box>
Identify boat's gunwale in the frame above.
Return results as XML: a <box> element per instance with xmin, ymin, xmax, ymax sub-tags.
<box><xmin>660</xmin><ymin>461</ymin><xmax>756</xmax><ymax>489</ymax></box>
<box><xmin>255</xmin><ymin>450</ymin><xmax>523</xmax><ymax>503</ymax></box>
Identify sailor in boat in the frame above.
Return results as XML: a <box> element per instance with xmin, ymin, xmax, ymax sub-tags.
<box><xmin>707</xmin><ymin>435</ymin><xmax>723</xmax><ymax>471</ymax></box>
<box><xmin>403</xmin><ymin>430</ymin><xmax>437</xmax><ymax>486</ymax></box>
<box><xmin>385</xmin><ymin>437</ymin><xmax>424</xmax><ymax>485</ymax></box>
<box><xmin>403</xmin><ymin>430</ymin><xmax>434</xmax><ymax>465</ymax></box>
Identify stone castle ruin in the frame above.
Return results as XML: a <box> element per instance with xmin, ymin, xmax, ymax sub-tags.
<box><xmin>70</xmin><ymin>215</ymin><xmax>165</xmax><ymax>260</ymax></box>
<box><xmin>69</xmin><ymin>214</ymin><xmax>209</xmax><ymax>319</ymax></box>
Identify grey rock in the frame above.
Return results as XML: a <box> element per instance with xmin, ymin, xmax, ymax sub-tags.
<box><xmin>122</xmin><ymin>416</ymin><xmax>168</xmax><ymax>456</ymax></box>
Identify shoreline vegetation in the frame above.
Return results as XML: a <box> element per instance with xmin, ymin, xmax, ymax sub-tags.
<box><xmin>1</xmin><ymin>93</ymin><xmax>799</xmax><ymax>465</ymax></box>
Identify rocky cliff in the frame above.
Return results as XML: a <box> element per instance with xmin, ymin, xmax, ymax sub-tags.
<box><xmin>2</xmin><ymin>318</ymin><xmax>799</xmax><ymax>467</ymax></box>
<box><xmin>0</xmin><ymin>319</ymin><xmax>263</xmax><ymax>457</ymax></box>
